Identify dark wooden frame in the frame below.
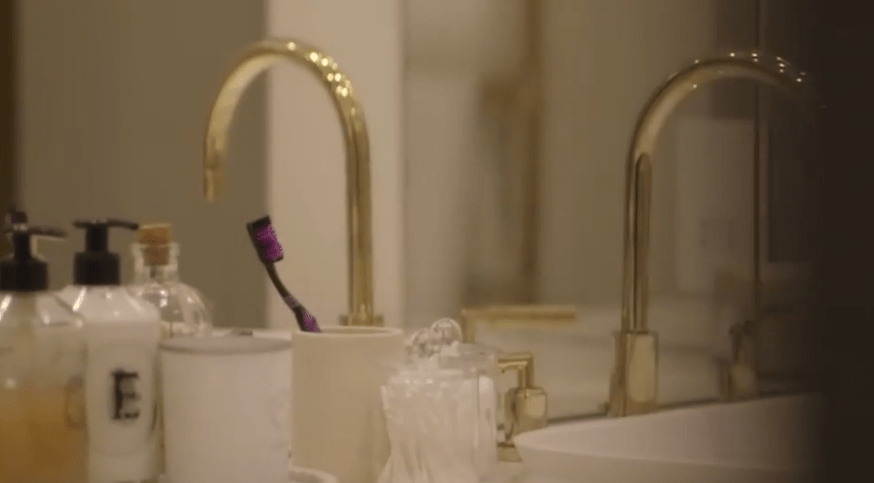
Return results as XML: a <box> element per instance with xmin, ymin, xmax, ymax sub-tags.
<box><xmin>0</xmin><ymin>0</ymin><xmax>15</xmax><ymax>256</ymax></box>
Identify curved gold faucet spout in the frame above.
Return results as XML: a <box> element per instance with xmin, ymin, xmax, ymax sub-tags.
<box><xmin>621</xmin><ymin>51</ymin><xmax>817</xmax><ymax>335</ymax></box>
<box><xmin>609</xmin><ymin>51</ymin><xmax>820</xmax><ymax>417</ymax></box>
<box><xmin>202</xmin><ymin>38</ymin><xmax>380</xmax><ymax>326</ymax></box>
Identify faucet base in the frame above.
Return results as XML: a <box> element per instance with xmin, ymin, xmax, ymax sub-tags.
<box><xmin>607</xmin><ymin>331</ymin><xmax>659</xmax><ymax>417</ymax></box>
<box><xmin>721</xmin><ymin>361</ymin><xmax>760</xmax><ymax>401</ymax></box>
<box><xmin>339</xmin><ymin>312</ymin><xmax>384</xmax><ymax>326</ymax></box>
<box><xmin>724</xmin><ymin>323</ymin><xmax>759</xmax><ymax>400</ymax></box>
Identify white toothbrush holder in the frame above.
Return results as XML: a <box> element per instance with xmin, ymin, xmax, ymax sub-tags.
<box><xmin>291</xmin><ymin>326</ymin><xmax>405</xmax><ymax>483</ymax></box>
<box><xmin>160</xmin><ymin>335</ymin><xmax>292</xmax><ymax>483</ymax></box>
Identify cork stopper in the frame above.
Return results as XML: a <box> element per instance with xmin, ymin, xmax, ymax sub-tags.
<box><xmin>138</xmin><ymin>224</ymin><xmax>171</xmax><ymax>266</ymax></box>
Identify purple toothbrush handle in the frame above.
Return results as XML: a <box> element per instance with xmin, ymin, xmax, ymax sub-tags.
<box><xmin>284</xmin><ymin>295</ymin><xmax>321</xmax><ymax>332</ymax></box>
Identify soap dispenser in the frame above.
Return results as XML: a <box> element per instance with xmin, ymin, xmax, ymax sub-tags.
<box><xmin>4</xmin><ymin>204</ymin><xmax>27</xmax><ymax>225</ymax></box>
<box><xmin>57</xmin><ymin>218</ymin><xmax>162</xmax><ymax>483</ymax></box>
<box><xmin>0</xmin><ymin>222</ymin><xmax>88</xmax><ymax>483</ymax></box>
<box><xmin>129</xmin><ymin>223</ymin><xmax>213</xmax><ymax>338</ymax></box>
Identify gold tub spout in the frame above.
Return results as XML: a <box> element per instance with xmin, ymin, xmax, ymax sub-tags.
<box><xmin>608</xmin><ymin>51</ymin><xmax>819</xmax><ymax>417</ymax></box>
<box><xmin>202</xmin><ymin>38</ymin><xmax>381</xmax><ymax>326</ymax></box>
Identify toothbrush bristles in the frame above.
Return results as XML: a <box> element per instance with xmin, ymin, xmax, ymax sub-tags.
<box><xmin>249</xmin><ymin>219</ymin><xmax>283</xmax><ymax>263</ymax></box>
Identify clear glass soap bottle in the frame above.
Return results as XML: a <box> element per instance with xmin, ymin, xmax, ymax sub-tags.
<box><xmin>129</xmin><ymin>224</ymin><xmax>212</xmax><ymax>338</ymax></box>
<box><xmin>0</xmin><ymin>222</ymin><xmax>87</xmax><ymax>483</ymax></box>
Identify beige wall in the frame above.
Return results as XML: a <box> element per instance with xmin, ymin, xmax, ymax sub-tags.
<box><xmin>17</xmin><ymin>1</ymin><xmax>267</xmax><ymax>328</ymax></box>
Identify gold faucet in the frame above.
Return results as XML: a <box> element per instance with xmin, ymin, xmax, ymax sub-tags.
<box><xmin>608</xmin><ymin>51</ymin><xmax>818</xmax><ymax>417</ymax></box>
<box><xmin>497</xmin><ymin>351</ymin><xmax>547</xmax><ymax>462</ymax></box>
<box><xmin>201</xmin><ymin>38</ymin><xmax>382</xmax><ymax>326</ymax></box>
<box><xmin>460</xmin><ymin>304</ymin><xmax>575</xmax><ymax>461</ymax></box>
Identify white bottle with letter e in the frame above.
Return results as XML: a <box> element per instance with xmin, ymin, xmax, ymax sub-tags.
<box><xmin>58</xmin><ymin>218</ymin><xmax>163</xmax><ymax>483</ymax></box>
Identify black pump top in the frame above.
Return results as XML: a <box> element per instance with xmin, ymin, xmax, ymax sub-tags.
<box><xmin>72</xmin><ymin>218</ymin><xmax>139</xmax><ymax>286</ymax></box>
<box><xmin>4</xmin><ymin>205</ymin><xmax>27</xmax><ymax>226</ymax></box>
<box><xmin>0</xmin><ymin>223</ymin><xmax>66</xmax><ymax>292</ymax></box>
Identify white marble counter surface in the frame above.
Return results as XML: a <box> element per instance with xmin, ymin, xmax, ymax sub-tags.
<box><xmin>494</xmin><ymin>462</ymin><xmax>526</xmax><ymax>482</ymax></box>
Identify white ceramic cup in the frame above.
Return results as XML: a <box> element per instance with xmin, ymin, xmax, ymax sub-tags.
<box><xmin>160</xmin><ymin>335</ymin><xmax>292</xmax><ymax>483</ymax></box>
<box><xmin>291</xmin><ymin>326</ymin><xmax>405</xmax><ymax>483</ymax></box>
<box><xmin>214</xmin><ymin>327</ymin><xmax>296</xmax><ymax>453</ymax></box>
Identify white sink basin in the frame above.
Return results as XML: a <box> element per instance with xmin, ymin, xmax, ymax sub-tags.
<box><xmin>514</xmin><ymin>394</ymin><xmax>823</xmax><ymax>483</ymax></box>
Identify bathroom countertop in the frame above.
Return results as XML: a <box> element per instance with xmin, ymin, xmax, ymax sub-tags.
<box><xmin>495</xmin><ymin>462</ymin><xmax>526</xmax><ymax>482</ymax></box>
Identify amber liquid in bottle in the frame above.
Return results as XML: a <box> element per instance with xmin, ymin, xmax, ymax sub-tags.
<box><xmin>0</xmin><ymin>382</ymin><xmax>86</xmax><ymax>483</ymax></box>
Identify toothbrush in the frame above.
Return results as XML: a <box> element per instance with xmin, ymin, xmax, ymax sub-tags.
<box><xmin>245</xmin><ymin>216</ymin><xmax>321</xmax><ymax>332</ymax></box>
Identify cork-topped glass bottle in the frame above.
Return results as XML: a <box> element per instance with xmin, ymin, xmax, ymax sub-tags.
<box><xmin>129</xmin><ymin>224</ymin><xmax>213</xmax><ymax>338</ymax></box>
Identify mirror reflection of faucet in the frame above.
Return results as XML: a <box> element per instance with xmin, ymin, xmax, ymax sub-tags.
<box><xmin>609</xmin><ymin>51</ymin><xmax>820</xmax><ymax>417</ymax></box>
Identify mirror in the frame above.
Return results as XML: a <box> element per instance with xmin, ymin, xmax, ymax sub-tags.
<box><xmin>403</xmin><ymin>0</ymin><xmax>818</xmax><ymax>419</ymax></box>
<box><xmin>0</xmin><ymin>0</ymin><xmax>818</xmax><ymax>423</ymax></box>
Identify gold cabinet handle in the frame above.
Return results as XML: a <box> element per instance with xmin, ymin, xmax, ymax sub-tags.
<box><xmin>460</xmin><ymin>304</ymin><xmax>576</xmax><ymax>343</ymax></box>
<box><xmin>497</xmin><ymin>351</ymin><xmax>547</xmax><ymax>462</ymax></box>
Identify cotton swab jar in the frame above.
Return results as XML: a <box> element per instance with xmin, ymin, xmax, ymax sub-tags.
<box><xmin>442</xmin><ymin>343</ymin><xmax>501</xmax><ymax>478</ymax></box>
<box><xmin>428</xmin><ymin>318</ymin><xmax>502</xmax><ymax>477</ymax></box>
<box><xmin>377</xmin><ymin>359</ymin><xmax>481</xmax><ymax>483</ymax></box>
<box><xmin>375</xmin><ymin>319</ymin><xmax>501</xmax><ymax>483</ymax></box>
